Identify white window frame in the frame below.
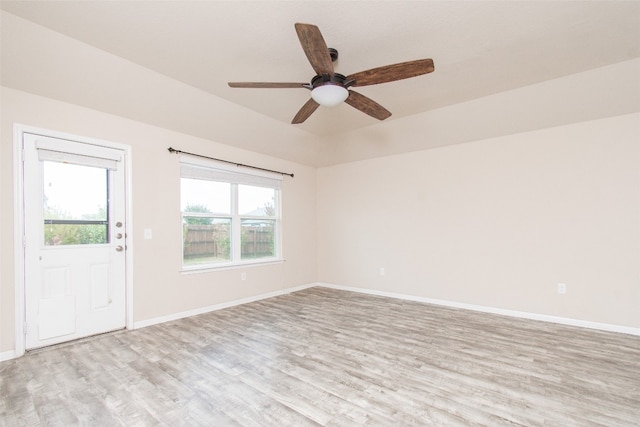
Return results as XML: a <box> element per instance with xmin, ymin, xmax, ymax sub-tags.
<box><xmin>180</xmin><ymin>155</ymin><xmax>283</xmax><ymax>272</ymax></box>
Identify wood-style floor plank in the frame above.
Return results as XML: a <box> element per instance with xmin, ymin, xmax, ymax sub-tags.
<box><xmin>1</xmin><ymin>287</ymin><xmax>639</xmax><ymax>426</ymax></box>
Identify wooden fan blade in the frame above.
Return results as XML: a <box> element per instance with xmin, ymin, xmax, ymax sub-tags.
<box><xmin>295</xmin><ymin>23</ymin><xmax>334</xmax><ymax>76</ymax></box>
<box><xmin>347</xmin><ymin>59</ymin><xmax>434</xmax><ymax>87</ymax></box>
<box><xmin>228</xmin><ymin>82</ymin><xmax>309</xmax><ymax>89</ymax></box>
<box><xmin>344</xmin><ymin>90</ymin><xmax>392</xmax><ymax>120</ymax></box>
<box><xmin>291</xmin><ymin>98</ymin><xmax>320</xmax><ymax>124</ymax></box>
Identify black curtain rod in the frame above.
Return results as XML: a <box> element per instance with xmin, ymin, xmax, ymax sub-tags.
<box><xmin>168</xmin><ymin>147</ymin><xmax>294</xmax><ymax>178</ymax></box>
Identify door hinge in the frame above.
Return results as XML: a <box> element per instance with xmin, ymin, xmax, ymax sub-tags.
<box><xmin>23</xmin><ymin>322</ymin><xmax>28</xmax><ymax>336</ymax></box>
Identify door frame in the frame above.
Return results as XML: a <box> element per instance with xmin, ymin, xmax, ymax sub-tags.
<box><xmin>13</xmin><ymin>124</ymin><xmax>134</xmax><ymax>357</ymax></box>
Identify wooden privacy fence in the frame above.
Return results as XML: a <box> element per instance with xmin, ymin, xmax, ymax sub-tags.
<box><xmin>241</xmin><ymin>226</ymin><xmax>275</xmax><ymax>258</ymax></box>
<box><xmin>183</xmin><ymin>224</ymin><xmax>274</xmax><ymax>259</ymax></box>
<box><xmin>183</xmin><ymin>224</ymin><xmax>227</xmax><ymax>259</ymax></box>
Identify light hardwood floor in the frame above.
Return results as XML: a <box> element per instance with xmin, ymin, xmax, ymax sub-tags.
<box><xmin>1</xmin><ymin>287</ymin><xmax>639</xmax><ymax>426</ymax></box>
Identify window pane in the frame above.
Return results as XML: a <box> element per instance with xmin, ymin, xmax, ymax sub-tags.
<box><xmin>239</xmin><ymin>185</ymin><xmax>276</xmax><ymax>216</ymax></box>
<box><xmin>44</xmin><ymin>223</ymin><xmax>107</xmax><ymax>246</ymax></box>
<box><xmin>183</xmin><ymin>217</ymin><xmax>231</xmax><ymax>265</ymax></box>
<box><xmin>241</xmin><ymin>219</ymin><xmax>275</xmax><ymax>260</ymax></box>
<box><xmin>181</xmin><ymin>178</ymin><xmax>231</xmax><ymax>214</ymax></box>
<box><xmin>43</xmin><ymin>161</ymin><xmax>108</xmax><ymax>245</ymax></box>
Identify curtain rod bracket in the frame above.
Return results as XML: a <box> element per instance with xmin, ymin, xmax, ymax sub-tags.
<box><xmin>167</xmin><ymin>147</ymin><xmax>294</xmax><ymax>178</ymax></box>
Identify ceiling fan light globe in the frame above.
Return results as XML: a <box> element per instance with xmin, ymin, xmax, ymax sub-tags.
<box><xmin>311</xmin><ymin>84</ymin><xmax>349</xmax><ymax>107</ymax></box>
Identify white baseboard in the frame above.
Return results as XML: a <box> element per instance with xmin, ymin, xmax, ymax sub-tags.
<box><xmin>0</xmin><ymin>350</ymin><xmax>17</xmax><ymax>362</ymax></box>
<box><xmin>133</xmin><ymin>283</ymin><xmax>316</xmax><ymax>329</ymax></box>
<box><xmin>317</xmin><ymin>282</ymin><xmax>640</xmax><ymax>337</ymax></box>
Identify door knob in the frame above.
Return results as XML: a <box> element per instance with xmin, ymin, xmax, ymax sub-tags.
<box><xmin>115</xmin><ymin>245</ymin><xmax>124</xmax><ymax>252</ymax></box>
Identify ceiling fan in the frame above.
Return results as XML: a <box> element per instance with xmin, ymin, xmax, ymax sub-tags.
<box><xmin>228</xmin><ymin>23</ymin><xmax>435</xmax><ymax>124</ymax></box>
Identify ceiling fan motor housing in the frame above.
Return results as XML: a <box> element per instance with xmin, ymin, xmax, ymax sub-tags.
<box><xmin>311</xmin><ymin>73</ymin><xmax>348</xmax><ymax>89</ymax></box>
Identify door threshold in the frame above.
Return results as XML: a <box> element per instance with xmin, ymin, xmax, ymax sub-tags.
<box><xmin>25</xmin><ymin>328</ymin><xmax>127</xmax><ymax>354</ymax></box>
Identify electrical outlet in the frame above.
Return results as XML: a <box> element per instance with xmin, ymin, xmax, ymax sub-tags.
<box><xmin>557</xmin><ymin>283</ymin><xmax>567</xmax><ymax>295</ymax></box>
<box><xmin>241</xmin><ymin>272</ymin><xmax>247</xmax><ymax>281</ymax></box>
<box><xmin>379</xmin><ymin>267</ymin><xmax>385</xmax><ymax>276</ymax></box>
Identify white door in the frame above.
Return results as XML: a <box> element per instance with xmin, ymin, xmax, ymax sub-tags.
<box><xmin>23</xmin><ymin>133</ymin><xmax>127</xmax><ymax>349</ymax></box>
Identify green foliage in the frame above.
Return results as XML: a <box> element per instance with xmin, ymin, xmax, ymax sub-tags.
<box><xmin>183</xmin><ymin>204</ymin><xmax>213</xmax><ymax>225</ymax></box>
<box><xmin>44</xmin><ymin>206</ymin><xmax>107</xmax><ymax>245</ymax></box>
<box><xmin>263</xmin><ymin>201</ymin><xmax>275</xmax><ymax>216</ymax></box>
<box><xmin>215</xmin><ymin>228</ymin><xmax>231</xmax><ymax>259</ymax></box>
<box><xmin>45</xmin><ymin>224</ymin><xmax>107</xmax><ymax>246</ymax></box>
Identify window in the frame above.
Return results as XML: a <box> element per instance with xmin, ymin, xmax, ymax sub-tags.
<box><xmin>37</xmin><ymin>140</ymin><xmax>120</xmax><ymax>247</ymax></box>
<box><xmin>180</xmin><ymin>157</ymin><xmax>282</xmax><ymax>270</ymax></box>
<box><xmin>43</xmin><ymin>161</ymin><xmax>109</xmax><ymax>246</ymax></box>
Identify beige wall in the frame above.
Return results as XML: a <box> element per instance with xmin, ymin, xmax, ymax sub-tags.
<box><xmin>2</xmin><ymin>89</ymin><xmax>638</xmax><ymax>357</ymax></box>
<box><xmin>317</xmin><ymin>113</ymin><xmax>640</xmax><ymax>328</ymax></box>
<box><xmin>0</xmin><ymin>87</ymin><xmax>318</xmax><ymax>353</ymax></box>
<box><xmin>319</xmin><ymin>59</ymin><xmax>640</xmax><ymax>167</ymax></box>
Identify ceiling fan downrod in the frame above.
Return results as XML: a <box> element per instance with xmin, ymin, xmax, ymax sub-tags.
<box><xmin>328</xmin><ymin>48</ymin><xmax>339</xmax><ymax>62</ymax></box>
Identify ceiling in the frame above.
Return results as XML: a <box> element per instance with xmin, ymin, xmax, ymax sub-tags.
<box><xmin>2</xmin><ymin>1</ymin><xmax>639</xmax><ymax>137</ymax></box>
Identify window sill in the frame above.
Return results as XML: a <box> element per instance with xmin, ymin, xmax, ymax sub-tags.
<box><xmin>180</xmin><ymin>258</ymin><xmax>285</xmax><ymax>274</ymax></box>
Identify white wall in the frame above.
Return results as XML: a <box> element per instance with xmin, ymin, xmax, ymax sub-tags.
<box><xmin>317</xmin><ymin>113</ymin><xmax>640</xmax><ymax>328</ymax></box>
<box><xmin>0</xmin><ymin>87</ymin><xmax>318</xmax><ymax>354</ymax></box>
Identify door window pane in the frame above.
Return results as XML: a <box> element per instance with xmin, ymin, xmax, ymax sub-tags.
<box><xmin>183</xmin><ymin>217</ymin><xmax>231</xmax><ymax>265</ymax></box>
<box><xmin>43</xmin><ymin>161</ymin><xmax>108</xmax><ymax>245</ymax></box>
